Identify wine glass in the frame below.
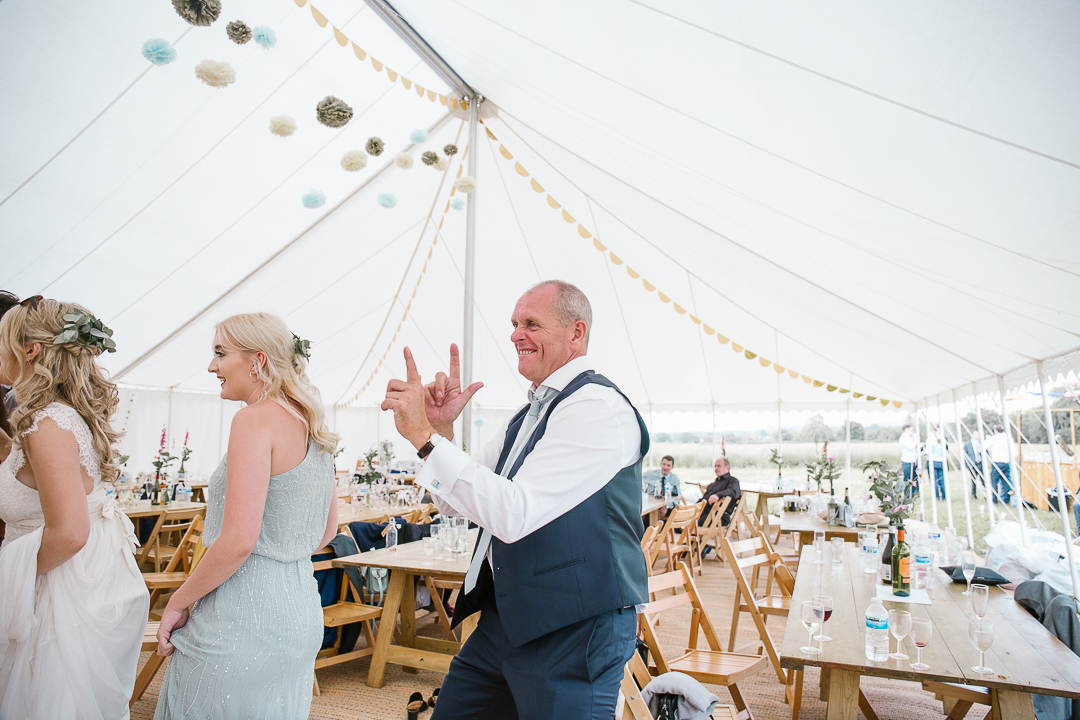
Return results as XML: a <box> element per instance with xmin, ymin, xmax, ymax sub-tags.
<box><xmin>800</xmin><ymin>601</ymin><xmax>824</xmax><ymax>655</ymax></box>
<box><xmin>970</xmin><ymin>584</ymin><xmax>989</xmax><ymax>620</ymax></box>
<box><xmin>421</xmin><ymin>536</ymin><xmax>434</xmax><ymax>566</ymax></box>
<box><xmin>813</xmin><ymin>531</ymin><xmax>826</xmax><ymax>565</ymax></box>
<box><xmin>961</xmin><ymin>551</ymin><xmax>977</xmax><ymax>595</ymax></box>
<box><xmin>909</xmin><ymin>617</ymin><xmax>932</xmax><ymax>671</ymax></box>
<box><xmin>969</xmin><ymin>619</ymin><xmax>994</xmax><ymax>674</ymax></box>
<box><xmin>812</xmin><ymin>595</ymin><xmax>833</xmax><ymax>642</ymax></box>
<box><xmin>888</xmin><ymin>609</ymin><xmax>911</xmax><ymax>660</ymax></box>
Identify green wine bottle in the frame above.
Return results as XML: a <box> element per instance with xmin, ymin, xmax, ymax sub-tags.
<box><xmin>892</xmin><ymin>526</ymin><xmax>911</xmax><ymax>597</ymax></box>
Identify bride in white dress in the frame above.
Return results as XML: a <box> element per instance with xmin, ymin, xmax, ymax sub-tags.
<box><xmin>0</xmin><ymin>297</ymin><xmax>149</xmax><ymax>718</ymax></box>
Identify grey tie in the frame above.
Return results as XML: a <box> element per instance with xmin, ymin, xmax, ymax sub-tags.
<box><xmin>464</xmin><ymin>387</ymin><xmax>551</xmax><ymax>593</ymax></box>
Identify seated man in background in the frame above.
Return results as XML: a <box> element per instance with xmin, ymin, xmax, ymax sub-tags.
<box><xmin>699</xmin><ymin>458</ymin><xmax>740</xmax><ymax>527</ymax></box>
<box><xmin>642</xmin><ymin>454</ymin><xmax>681</xmax><ymax>520</ymax></box>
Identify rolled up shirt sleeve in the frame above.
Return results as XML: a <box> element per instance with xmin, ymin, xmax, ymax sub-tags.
<box><xmin>415</xmin><ymin>385</ymin><xmax>640</xmax><ymax>543</ymax></box>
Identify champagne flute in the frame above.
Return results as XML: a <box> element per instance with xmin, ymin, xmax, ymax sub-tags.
<box><xmin>421</xmin><ymin>536</ymin><xmax>434</xmax><ymax>566</ymax></box>
<box><xmin>888</xmin><ymin>609</ymin><xmax>911</xmax><ymax>660</ymax></box>
<box><xmin>909</xmin><ymin>617</ymin><xmax>932</xmax><ymax>671</ymax></box>
<box><xmin>800</xmin><ymin>601</ymin><xmax>824</xmax><ymax>655</ymax></box>
<box><xmin>969</xmin><ymin>619</ymin><xmax>994</xmax><ymax>674</ymax></box>
<box><xmin>814</xmin><ymin>531</ymin><xmax>826</xmax><ymax>565</ymax></box>
<box><xmin>962</xmin><ymin>551</ymin><xmax>977</xmax><ymax>596</ymax></box>
<box><xmin>970</xmin><ymin>584</ymin><xmax>989</xmax><ymax>620</ymax></box>
<box><xmin>812</xmin><ymin>595</ymin><xmax>833</xmax><ymax>642</ymax></box>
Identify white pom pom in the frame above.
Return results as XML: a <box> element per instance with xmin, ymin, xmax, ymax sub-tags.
<box><xmin>453</xmin><ymin>175</ymin><xmax>476</xmax><ymax>193</ymax></box>
<box><xmin>395</xmin><ymin>152</ymin><xmax>414</xmax><ymax>169</ymax></box>
<box><xmin>269</xmin><ymin>115</ymin><xmax>297</xmax><ymax>137</ymax></box>
<box><xmin>194</xmin><ymin>58</ymin><xmax>236</xmax><ymax>87</ymax></box>
<box><xmin>434</xmin><ymin>157</ymin><xmax>449</xmax><ymax>171</ymax></box>
<box><xmin>341</xmin><ymin>149</ymin><xmax>368</xmax><ymax>172</ymax></box>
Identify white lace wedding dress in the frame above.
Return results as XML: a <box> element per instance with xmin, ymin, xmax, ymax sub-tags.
<box><xmin>0</xmin><ymin>402</ymin><xmax>149</xmax><ymax>719</ymax></box>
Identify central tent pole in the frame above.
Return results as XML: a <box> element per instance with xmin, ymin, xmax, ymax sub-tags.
<box><xmin>1036</xmin><ymin>361</ymin><xmax>1078</xmax><ymax>596</ymax></box>
<box><xmin>953</xmin><ymin>390</ymin><xmax>975</xmax><ymax>548</ymax></box>
<box><xmin>461</xmin><ymin>95</ymin><xmax>479</xmax><ymax>450</ymax></box>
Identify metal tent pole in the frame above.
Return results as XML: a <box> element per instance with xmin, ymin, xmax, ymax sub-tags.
<box><xmin>711</xmin><ymin>404</ymin><xmax>717</xmax><ymax>464</ymax></box>
<box><xmin>1036</xmin><ymin>361</ymin><xmax>1078</xmax><ymax>597</ymax></box>
<box><xmin>915</xmin><ymin>403</ymin><xmax>927</xmax><ymax>521</ymax></box>
<box><xmin>845</xmin><ymin>400</ymin><xmax>851</xmax><ymax>488</ymax></box>
<box><xmin>928</xmin><ymin>403</ymin><xmax>940</xmax><ymax>529</ymax></box>
<box><xmin>460</xmin><ymin>95</ymin><xmax>479</xmax><ymax>450</ymax></box>
<box><xmin>937</xmin><ymin>396</ymin><xmax>954</xmax><ymax>529</ymax></box>
<box><xmin>998</xmin><ymin>376</ymin><xmax>1027</xmax><ymax>545</ymax></box>
<box><xmin>974</xmin><ymin>383</ymin><xmax>996</xmax><ymax>528</ymax></box>
<box><xmin>953</xmin><ymin>390</ymin><xmax>975</xmax><ymax>548</ymax></box>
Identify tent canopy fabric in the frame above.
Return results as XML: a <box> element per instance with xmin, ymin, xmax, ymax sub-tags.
<box><xmin>2</xmin><ymin>0</ymin><xmax>1079</xmax><ymax>418</ymax></box>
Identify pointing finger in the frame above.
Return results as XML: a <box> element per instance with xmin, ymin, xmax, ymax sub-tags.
<box><xmin>403</xmin><ymin>347</ymin><xmax>421</xmax><ymax>384</ymax></box>
<box><xmin>449</xmin><ymin>343</ymin><xmax>460</xmax><ymax>381</ymax></box>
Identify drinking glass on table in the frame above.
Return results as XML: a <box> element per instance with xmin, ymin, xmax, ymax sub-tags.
<box><xmin>431</xmin><ymin>524</ymin><xmax>445</xmax><ymax>560</ymax></box>
<box><xmin>831</xmin><ymin>537</ymin><xmax>844</xmax><ymax>563</ymax></box>
<box><xmin>800</xmin><ymin>601</ymin><xmax>824</xmax><ymax>655</ymax></box>
<box><xmin>962</xmin><ymin>550</ymin><xmax>977</xmax><ymax>595</ymax></box>
<box><xmin>969</xmin><ymin>619</ymin><xmax>995</xmax><ymax>674</ymax></box>
<box><xmin>970</xmin><ymin>584</ymin><xmax>989</xmax><ymax>620</ymax></box>
<box><xmin>909</xmin><ymin>617</ymin><xmax>932</xmax><ymax>671</ymax></box>
<box><xmin>860</xmin><ymin>528</ymin><xmax>879</xmax><ymax>574</ymax></box>
<box><xmin>813</xmin><ymin>531</ymin><xmax>826</xmax><ymax>564</ymax></box>
<box><xmin>421</xmin><ymin>536</ymin><xmax>435</xmax><ymax>566</ymax></box>
<box><xmin>888</xmin><ymin>609</ymin><xmax>911</xmax><ymax>660</ymax></box>
<box><xmin>812</xmin><ymin>595</ymin><xmax>833</xmax><ymax>642</ymax></box>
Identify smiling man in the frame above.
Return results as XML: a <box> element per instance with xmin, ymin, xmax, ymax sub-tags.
<box><xmin>382</xmin><ymin>280</ymin><xmax>649</xmax><ymax>720</ymax></box>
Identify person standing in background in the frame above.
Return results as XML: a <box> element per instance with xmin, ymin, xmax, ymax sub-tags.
<box><xmin>986</xmin><ymin>424</ymin><xmax>1013</xmax><ymax>505</ymax></box>
<box><xmin>963</xmin><ymin>431</ymin><xmax>983</xmax><ymax>500</ymax></box>
<box><xmin>925</xmin><ymin>425</ymin><xmax>946</xmax><ymax>501</ymax></box>
<box><xmin>899</xmin><ymin>424</ymin><xmax>919</xmax><ymax>497</ymax></box>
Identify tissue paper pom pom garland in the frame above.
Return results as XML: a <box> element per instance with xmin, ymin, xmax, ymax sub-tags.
<box><xmin>195</xmin><ymin>59</ymin><xmax>236</xmax><ymax>87</ymax></box>
<box><xmin>443</xmin><ymin>144</ymin><xmax>458</xmax><ymax>156</ymax></box>
<box><xmin>226</xmin><ymin>20</ymin><xmax>252</xmax><ymax>44</ymax></box>
<box><xmin>434</xmin><ymin>157</ymin><xmax>449</xmax><ymax>171</ymax></box>
<box><xmin>450</xmin><ymin>198</ymin><xmax>465</xmax><ymax>211</ymax></box>
<box><xmin>366</xmin><ymin>137</ymin><xmax>385</xmax><ymax>156</ymax></box>
<box><xmin>409</xmin><ymin>128</ymin><xmax>428</xmax><ymax>144</ymax></box>
<box><xmin>142</xmin><ymin>39</ymin><xmax>178</xmax><ymax>66</ymax></box>
<box><xmin>394</xmin><ymin>152</ymin><xmax>414</xmax><ymax>169</ymax></box>
<box><xmin>421</xmin><ymin>151</ymin><xmax>438</xmax><ymax>166</ymax></box>
<box><xmin>377</xmin><ymin>193</ymin><xmax>397</xmax><ymax>209</ymax></box>
<box><xmin>316</xmin><ymin>96</ymin><xmax>353</xmax><ymax>128</ymax></box>
<box><xmin>341</xmin><ymin>149</ymin><xmax>368</xmax><ymax>171</ymax></box>
<box><xmin>173</xmin><ymin>0</ymin><xmax>221</xmax><ymax>27</ymax></box>
<box><xmin>453</xmin><ymin>175</ymin><xmax>476</xmax><ymax>193</ymax></box>
<box><xmin>302</xmin><ymin>189</ymin><xmax>326</xmax><ymax>209</ymax></box>
<box><xmin>253</xmin><ymin>26</ymin><xmax>276</xmax><ymax>49</ymax></box>
<box><xmin>269</xmin><ymin>115</ymin><xmax>297</xmax><ymax>137</ymax></box>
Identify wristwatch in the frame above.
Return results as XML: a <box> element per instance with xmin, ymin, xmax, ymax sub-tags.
<box><xmin>416</xmin><ymin>432</ymin><xmax>443</xmax><ymax>460</ymax></box>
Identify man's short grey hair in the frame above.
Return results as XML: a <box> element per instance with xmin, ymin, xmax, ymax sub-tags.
<box><xmin>529</xmin><ymin>280</ymin><xmax>592</xmax><ymax>346</ymax></box>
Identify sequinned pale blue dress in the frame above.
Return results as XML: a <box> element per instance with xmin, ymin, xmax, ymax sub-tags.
<box><xmin>154</xmin><ymin>442</ymin><xmax>333</xmax><ymax>719</ymax></box>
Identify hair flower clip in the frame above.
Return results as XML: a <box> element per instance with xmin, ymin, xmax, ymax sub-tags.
<box><xmin>55</xmin><ymin>311</ymin><xmax>116</xmax><ymax>353</ymax></box>
<box><xmin>292</xmin><ymin>333</ymin><xmax>311</xmax><ymax>359</ymax></box>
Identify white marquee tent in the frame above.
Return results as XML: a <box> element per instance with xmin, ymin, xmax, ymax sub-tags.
<box><xmin>2</xmin><ymin>0</ymin><xmax>1079</xmax><ymax>525</ymax></box>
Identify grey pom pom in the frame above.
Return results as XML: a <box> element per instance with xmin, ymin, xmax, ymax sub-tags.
<box><xmin>443</xmin><ymin>144</ymin><xmax>458</xmax><ymax>156</ymax></box>
<box><xmin>172</xmin><ymin>0</ymin><xmax>221</xmax><ymax>27</ymax></box>
<box><xmin>366</xmin><ymin>137</ymin><xmax>385</xmax><ymax>156</ymax></box>
<box><xmin>421</xmin><ymin>151</ymin><xmax>438</xmax><ymax>166</ymax></box>
<box><xmin>226</xmin><ymin>20</ymin><xmax>252</xmax><ymax>44</ymax></box>
<box><xmin>316</xmin><ymin>96</ymin><xmax>353</xmax><ymax>128</ymax></box>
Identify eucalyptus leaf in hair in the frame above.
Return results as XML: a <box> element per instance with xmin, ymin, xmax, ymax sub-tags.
<box><xmin>55</xmin><ymin>311</ymin><xmax>116</xmax><ymax>353</ymax></box>
<box><xmin>292</xmin><ymin>333</ymin><xmax>311</xmax><ymax>359</ymax></box>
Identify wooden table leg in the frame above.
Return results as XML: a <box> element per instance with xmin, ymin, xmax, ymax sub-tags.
<box><xmin>989</xmin><ymin>689</ymin><xmax>1036</xmax><ymax>720</ymax></box>
<box><xmin>789</xmin><ymin>669</ymin><xmax>803</xmax><ymax>720</ymax></box>
<box><xmin>824</xmin><ymin>669</ymin><xmax>860</xmax><ymax>720</ymax></box>
<box><xmin>366</xmin><ymin>569</ymin><xmax>407</xmax><ymax>688</ymax></box>
<box><xmin>758</xmin><ymin>495</ymin><xmax>771</xmax><ymax>537</ymax></box>
<box><xmin>399</xmin><ymin>574</ymin><xmax>420</xmax><ymax>674</ymax></box>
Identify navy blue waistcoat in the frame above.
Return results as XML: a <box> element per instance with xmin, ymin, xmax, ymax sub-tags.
<box><xmin>450</xmin><ymin>371</ymin><xmax>650</xmax><ymax>648</ymax></box>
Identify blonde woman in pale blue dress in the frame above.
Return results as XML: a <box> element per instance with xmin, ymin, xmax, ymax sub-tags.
<box><xmin>154</xmin><ymin>313</ymin><xmax>339</xmax><ymax>719</ymax></box>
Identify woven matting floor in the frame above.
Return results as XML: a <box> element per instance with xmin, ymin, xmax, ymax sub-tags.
<box><xmin>131</xmin><ymin>544</ymin><xmax>990</xmax><ymax>719</ymax></box>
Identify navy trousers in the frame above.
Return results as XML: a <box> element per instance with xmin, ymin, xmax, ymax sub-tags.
<box><xmin>432</xmin><ymin>601</ymin><xmax>637</xmax><ymax>720</ymax></box>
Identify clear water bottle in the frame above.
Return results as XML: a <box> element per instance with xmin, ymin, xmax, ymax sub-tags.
<box><xmin>927</xmin><ymin>524</ymin><xmax>943</xmax><ymax>566</ymax></box>
<box><xmin>385</xmin><ymin>519</ymin><xmax>398</xmax><ymax>551</ymax></box>
<box><xmin>913</xmin><ymin>539</ymin><xmax>931</xmax><ymax>590</ymax></box>
<box><xmin>865</xmin><ymin>594</ymin><xmax>890</xmax><ymax>662</ymax></box>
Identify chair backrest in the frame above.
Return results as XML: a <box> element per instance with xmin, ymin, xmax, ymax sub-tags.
<box><xmin>620</xmin><ymin>652</ymin><xmax>658</xmax><ymax>720</ymax></box>
<box><xmin>699</xmin><ymin>496</ymin><xmax>732</xmax><ymax>534</ymax></box>
<box><xmin>161</xmin><ymin>516</ymin><xmax>206</xmax><ymax>573</ymax></box>
<box><xmin>640</xmin><ymin>522</ymin><xmax>665</xmax><ymax>571</ymax></box>
<box><xmin>639</xmin><ymin>562</ymin><xmax>724</xmax><ymax>673</ymax></box>
<box><xmin>137</xmin><ymin>506</ymin><xmax>206</xmax><ymax>568</ymax></box>
<box><xmin>719</xmin><ymin>534</ymin><xmax>787</xmax><ymax>683</ymax></box>
<box><xmin>721</xmin><ymin>495</ymin><xmax>748</xmax><ymax>541</ymax></box>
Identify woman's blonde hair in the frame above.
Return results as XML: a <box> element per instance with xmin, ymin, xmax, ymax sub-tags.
<box><xmin>0</xmin><ymin>299</ymin><xmax>121</xmax><ymax>482</ymax></box>
<box><xmin>214</xmin><ymin>313</ymin><xmax>338</xmax><ymax>455</ymax></box>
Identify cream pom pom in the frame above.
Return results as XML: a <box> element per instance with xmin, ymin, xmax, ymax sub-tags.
<box><xmin>269</xmin><ymin>115</ymin><xmax>297</xmax><ymax>137</ymax></box>
<box><xmin>394</xmin><ymin>152</ymin><xmax>414</xmax><ymax>169</ymax></box>
<box><xmin>195</xmin><ymin>59</ymin><xmax>236</xmax><ymax>87</ymax></box>
<box><xmin>434</xmin><ymin>157</ymin><xmax>449</xmax><ymax>171</ymax></box>
<box><xmin>341</xmin><ymin>149</ymin><xmax>368</xmax><ymax>172</ymax></box>
<box><xmin>453</xmin><ymin>175</ymin><xmax>476</xmax><ymax>193</ymax></box>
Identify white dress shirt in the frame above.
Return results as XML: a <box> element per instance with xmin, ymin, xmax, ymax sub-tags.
<box><xmin>987</xmin><ymin>432</ymin><xmax>1011</xmax><ymax>464</ymax></box>
<box><xmin>416</xmin><ymin>356</ymin><xmax>642</xmax><ymax>544</ymax></box>
<box><xmin>899</xmin><ymin>431</ymin><xmax>919</xmax><ymax>463</ymax></box>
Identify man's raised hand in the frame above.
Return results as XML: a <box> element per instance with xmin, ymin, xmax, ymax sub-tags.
<box><xmin>381</xmin><ymin>347</ymin><xmax>436</xmax><ymax>450</ymax></box>
<box><xmin>424</xmin><ymin>343</ymin><xmax>483</xmax><ymax>438</ymax></box>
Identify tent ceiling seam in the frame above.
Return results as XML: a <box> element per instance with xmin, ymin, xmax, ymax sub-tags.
<box><xmin>487</xmin><ymin>137</ymin><xmax>542</xmax><ymax>280</ymax></box>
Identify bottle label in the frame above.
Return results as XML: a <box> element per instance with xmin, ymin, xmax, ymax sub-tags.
<box><xmin>899</xmin><ymin>556</ymin><xmax>911</xmax><ymax>580</ymax></box>
<box><xmin>915</xmin><ymin>554</ymin><xmax>930</xmax><ymax>564</ymax></box>
<box><xmin>866</xmin><ymin>618</ymin><xmax>887</xmax><ymax>630</ymax></box>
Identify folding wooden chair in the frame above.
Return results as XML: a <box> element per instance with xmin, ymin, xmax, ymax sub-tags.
<box><xmin>638</xmin><ymin>562</ymin><xmax>768</xmax><ymax>720</ymax></box>
<box><xmin>137</xmin><ymin>506</ymin><xmax>205</xmax><ymax>573</ymax></box>
<box><xmin>743</xmin><ymin>512</ymin><xmax>799</xmax><ymax>598</ymax></box>
<box><xmin>142</xmin><ymin>516</ymin><xmax>207</xmax><ymax>619</ymax></box>
<box><xmin>130</xmin><ymin>621</ymin><xmax>164</xmax><ymax>707</ymax></box>
<box><xmin>921</xmin><ymin>680</ymin><xmax>991</xmax><ymax>720</ymax></box>
<box><xmin>654</xmin><ymin>503</ymin><xmax>703</xmax><ymax>576</ymax></box>
<box><xmin>722</xmin><ymin>495</ymin><xmax>749</xmax><ymax>546</ymax></box>
<box><xmin>620</xmin><ymin>651</ymin><xmax>739</xmax><ymax>720</ymax></box>
<box><xmin>312</xmin><ymin>550</ymin><xmax>382</xmax><ymax>694</ymax></box>
<box><xmin>696</xmin><ymin>496</ymin><xmax>732</xmax><ymax>562</ymax></box>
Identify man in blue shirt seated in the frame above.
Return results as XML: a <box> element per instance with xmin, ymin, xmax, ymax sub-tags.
<box><xmin>642</xmin><ymin>455</ymin><xmax>680</xmax><ymax>520</ymax></box>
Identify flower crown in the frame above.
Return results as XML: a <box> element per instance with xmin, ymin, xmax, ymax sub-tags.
<box><xmin>54</xmin><ymin>310</ymin><xmax>116</xmax><ymax>353</ymax></box>
<box><xmin>292</xmin><ymin>333</ymin><xmax>311</xmax><ymax>359</ymax></box>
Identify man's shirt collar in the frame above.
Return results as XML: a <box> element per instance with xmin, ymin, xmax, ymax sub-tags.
<box><xmin>530</xmin><ymin>355</ymin><xmax>591</xmax><ymax>397</ymax></box>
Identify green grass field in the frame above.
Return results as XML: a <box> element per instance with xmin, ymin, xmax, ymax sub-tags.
<box><xmin>648</xmin><ymin>442</ymin><xmax>1077</xmax><ymax>553</ymax></box>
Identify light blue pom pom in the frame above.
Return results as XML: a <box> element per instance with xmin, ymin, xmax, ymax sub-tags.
<box><xmin>301</xmin><ymin>189</ymin><xmax>326</xmax><ymax>209</ymax></box>
<box><xmin>450</xmin><ymin>198</ymin><xmax>465</xmax><ymax>211</ymax></box>
<box><xmin>142</xmin><ymin>39</ymin><xmax>178</xmax><ymax>66</ymax></box>
<box><xmin>409</xmin><ymin>128</ymin><xmax>428</xmax><ymax>144</ymax></box>
<box><xmin>377</xmin><ymin>193</ymin><xmax>397</xmax><ymax>209</ymax></box>
<box><xmin>253</xmin><ymin>26</ymin><xmax>277</xmax><ymax>49</ymax></box>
